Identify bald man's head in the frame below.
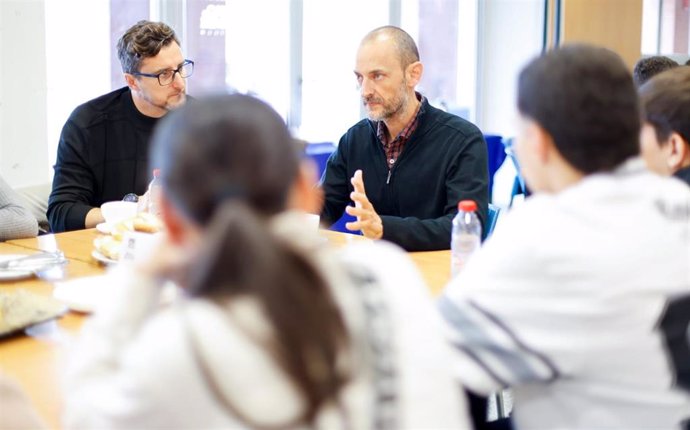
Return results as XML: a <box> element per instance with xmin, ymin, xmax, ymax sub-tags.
<box><xmin>361</xmin><ymin>26</ymin><xmax>420</xmax><ymax>70</ymax></box>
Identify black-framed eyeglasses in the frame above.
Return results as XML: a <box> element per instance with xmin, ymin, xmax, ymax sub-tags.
<box><xmin>132</xmin><ymin>59</ymin><xmax>194</xmax><ymax>86</ymax></box>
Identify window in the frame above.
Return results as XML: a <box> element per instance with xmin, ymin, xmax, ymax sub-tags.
<box><xmin>642</xmin><ymin>0</ymin><xmax>690</xmax><ymax>61</ymax></box>
<box><xmin>300</xmin><ymin>0</ymin><xmax>389</xmax><ymax>143</ymax></box>
<box><xmin>43</xmin><ymin>0</ymin><xmax>481</xmax><ymax>165</ymax></box>
<box><xmin>179</xmin><ymin>0</ymin><xmax>479</xmax><ymax>144</ymax></box>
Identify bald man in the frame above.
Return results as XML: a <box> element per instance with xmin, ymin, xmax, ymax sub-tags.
<box><xmin>320</xmin><ymin>26</ymin><xmax>488</xmax><ymax>251</ymax></box>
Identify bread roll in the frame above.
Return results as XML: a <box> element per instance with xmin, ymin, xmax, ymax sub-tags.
<box><xmin>133</xmin><ymin>213</ymin><xmax>163</xmax><ymax>233</ymax></box>
<box><xmin>93</xmin><ymin>236</ymin><xmax>121</xmax><ymax>261</ymax></box>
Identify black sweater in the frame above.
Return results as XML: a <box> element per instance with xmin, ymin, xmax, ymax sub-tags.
<box><xmin>48</xmin><ymin>87</ymin><xmax>158</xmax><ymax>232</ymax></box>
<box><xmin>321</xmin><ymin>99</ymin><xmax>488</xmax><ymax>251</ymax></box>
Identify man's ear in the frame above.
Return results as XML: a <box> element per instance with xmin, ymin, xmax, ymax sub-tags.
<box><xmin>667</xmin><ymin>132</ymin><xmax>690</xmax><ymax>170</ymax></box>
<box><xmin>124</xmin><ymin>73</ymin><xmax>140</xmax><ymax>92</ymax></box>
<box><xmin>406</xmin><ymin>61</ymin><xmax>423</xmax><ymax>88</ymax></box>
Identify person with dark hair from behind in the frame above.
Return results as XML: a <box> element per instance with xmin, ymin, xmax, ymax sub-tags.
<box><xmin>320</xmin><ymin>26</ymin><xmax>488</xmax><ymax>251</ymax></box>
<box><xmin>48</xmin><ymin>20</ymin><xmax>193</xmax><ymax>232</ymax></box>
<box><xmin>639</xmin><ymin>67</ymin><xmax>690</xmax><ymax>187</ymax></box>
<box><xmin>63</xmin><ymin>94</ymin><xmax>470</xmax><ymax>429</ymax></box>
<box><xmin>0</xmin><ymin>174</ymin><xmax>38</xmax><ymax>240</ymax></box>
<box><xmin>632</xmin><ymin>55</ymin><xmax>678</xmax><ymax>86</ymax></box>
<box><xmin>440</xmin><ymin>44</ymin><xmax>690</xmax><ymax>429</ymax></box>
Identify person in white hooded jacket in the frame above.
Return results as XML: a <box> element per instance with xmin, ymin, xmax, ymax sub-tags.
<box><xmin>63</xmin><ymin>94</ymin><xmax>470</xmax><ymax>430</ymax></box>
<box><xmin>440</xmin><ymin>45</ymin><xmax>690</xmax><ymax>430</ymax></box>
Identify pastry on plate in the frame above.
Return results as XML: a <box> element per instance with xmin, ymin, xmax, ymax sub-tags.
<box><xmin>93</xmin><ymin>235</ymin><xmax>121</xmax><ymax>261</ymax></box>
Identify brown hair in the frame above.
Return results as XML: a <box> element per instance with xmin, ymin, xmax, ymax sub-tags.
<box><xmin>639</xmin><ymin>67</ymin><xmax>690</xmax><ymax>146</ymax></box>
<box><xmin>150</xmin><ymin>94</ymin><xmax>349</xmax><ymax>426</ymax></box>
<box><xmin>117</xmin><ymin>20</ymin><xmax>179</xmax><ymax>74</ymax></box>
<box><xmin>518</xmin><ymin>44</ymin><xmax>640</xmax><ymax>173</ymax></box>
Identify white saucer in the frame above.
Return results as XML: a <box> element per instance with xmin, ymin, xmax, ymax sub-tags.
<box><xmin>0</xmin><ymin>255</ymin><xmax>34</xmax><ymax>281</ymax></box>
<box><xmin>91</xmin><ymin>250</ymin><xmax>117</xmax><ymax>265</ymax></box>
<box><xmin>95</xmin><ymin>222</ymin><xmax>112</xmax><ymax>234</ymax></box>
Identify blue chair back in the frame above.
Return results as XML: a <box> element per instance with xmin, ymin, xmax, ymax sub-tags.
<box><xmin>502</xmin><ymin>138</ymin><xmax>529</xmax><ymax>207</ymax></box>
<box><xmin>304</xmin><ymin>141</ymin><xmax>359</xmax><ymax>234</ymax></box>
<box><xmin>484</xmin><ymin>134</ymin><xmax>507</xmax><ymax>202</ymax></box>
<box><xmin>485</xmin><ymin>203</ymin><xmax>501</xmax><ymax>239</ymax></box>
<box><xmin>305</xmin><ymin>142</ymin><xmax>336</xmax><ymax>178</ymax></box>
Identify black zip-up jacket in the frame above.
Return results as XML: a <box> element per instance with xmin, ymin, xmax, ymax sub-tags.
<box><xmin>48</xmin><ymin>87</ymin><xmax>158</xmax><ymax>232</ymax></box>
<box><xmin>321</xmin><ymin>98</ymin><xmax>488</xmax><ymax>251</ymax></box>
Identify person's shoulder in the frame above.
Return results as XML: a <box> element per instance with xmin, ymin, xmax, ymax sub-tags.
<box><xmin>340</xmin><ymin>239</ymin><xmax>408</xmax><ymax>263</ymax></box>
<box><xmin>484</xmin><ymin>195</ymin><xmax>559</xmax><ymax>249</ymax></box>
<box><xmin>423</xmin><ymin>101</ymin><xmax>483</xmax><ymax>139</ymax></box>
<box><xmin>341</xmin><ymin>118</ymin><xmax>374</xmax><ymax>140</ymax></box>
<box><xmin>654</xmin><ymin>171</ymin><xmax>690</xmax><ymax>197</ymax></box>
<box><xmin>336</xmin><ymin>240</ymin><xmax>427</xmax><ymax>290</ymax></box>
<box><xmin>68</xmin><ymin>87</ymin><xmax>131</xmax><ymax>128</ymax></box>
<box><xmin>334</xmin><ymin>118</ymin><xmax>375</xmax><ymax>153</ymax></box>
<box><xmin>594</xmin><ymin>159</ymin><xmax>690</xmax><ymax>201</ymax></box>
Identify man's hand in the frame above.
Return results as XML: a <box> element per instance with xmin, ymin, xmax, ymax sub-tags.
<box><xmin>85</xmin><ymin>207</ymin><xmax>105</xmax><ymax>229</ymax></box>
<box><xmin>345</xmin><ymin>170</ymin><xmax>383</xmax><ymax>239</ymax></box>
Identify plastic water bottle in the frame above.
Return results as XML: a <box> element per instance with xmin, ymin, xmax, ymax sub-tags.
<box><xmin>147</xmin><ymin>169</ymin><xmax>162</xmax><ymax>217</ymax></box>
<box><xmin>450</xmin><ymin>200</ymin><xmax>482</xmax><ymax>278</ymax></box>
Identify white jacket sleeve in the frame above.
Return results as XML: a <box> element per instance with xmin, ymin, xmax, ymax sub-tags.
<box><xmin>439</xmin><ymin>201</ymin><xmax>562</xmax><ymax>396</ymax></box>
<box><xmin>62</xmin><ymin>267</ymin><xmax>168</xmax><ymax>429</ymax></box>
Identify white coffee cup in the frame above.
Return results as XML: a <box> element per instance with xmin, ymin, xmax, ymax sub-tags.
<box><xmin>101</xmin><ymin>201</ymin><xmax>138</xmax><ymax>225</ymax></box>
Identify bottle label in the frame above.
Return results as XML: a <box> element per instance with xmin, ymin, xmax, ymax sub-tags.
<box><xmin>148</xmin><ymin>185</ymin><xmax>162</xmax><ymax>217</ymax></box>
<box><xmin>450</xmin><ymin>233</ymin><xmax>480</xmax><ymax>278</ymax></box>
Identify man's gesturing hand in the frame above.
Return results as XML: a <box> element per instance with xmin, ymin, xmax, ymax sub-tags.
<box><xmin>345</xmin><ymin>169</ymin><xmax>383</xmax><ymax>240</ymax></box>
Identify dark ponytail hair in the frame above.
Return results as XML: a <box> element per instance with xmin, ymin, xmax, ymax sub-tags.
<box><xmin>150</xmin><ymin>94</ymin><xmax>350</xmax><ymax>426</ymax></box>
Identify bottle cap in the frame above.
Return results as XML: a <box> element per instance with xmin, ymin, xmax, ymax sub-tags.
<box><xmin>458</xmin><ymin>200</ymin><xmax>477</xmax><ymax>212</ymax></box>
<box><xmin>152</xmin><ymin>168</ymin><xmax>161</xmax><ymax>178</ymax></box>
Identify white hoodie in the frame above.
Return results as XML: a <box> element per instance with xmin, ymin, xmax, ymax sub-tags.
<box><xmin>64</xmin><ymin>213</ymin><xmax>470</xmax><ymax>429</ymax></box>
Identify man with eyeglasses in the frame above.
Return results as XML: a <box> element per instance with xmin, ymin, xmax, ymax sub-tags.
<box><xmin>48</xmin><ymin>20</ymin><xmax>193</xmax><ymax>232</ymax></box>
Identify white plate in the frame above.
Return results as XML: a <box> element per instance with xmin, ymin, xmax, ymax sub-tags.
<box><xmin>0</xmin><ymin>255</ymin><xmax>34</xmax><ymax>281</ymax></box>
<box><xmin>53</xmin><ymin>275</ymin><xmax>107</xmax><ymax>313</ymax></box>
<box><xmin>96</xmin><ymin>222</ymin><xmax>112</xmax><ymax>234</ymax></box>
<box><xmin>91</xmin><ymin>250</ymin><xmax>117</xmax><ymax>265</ymax></box>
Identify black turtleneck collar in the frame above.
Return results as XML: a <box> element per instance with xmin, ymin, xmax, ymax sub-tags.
<box><xmin>121</xmin><ymin>87</ymin><xmax>160</xmax><ymax>130</ymax></box>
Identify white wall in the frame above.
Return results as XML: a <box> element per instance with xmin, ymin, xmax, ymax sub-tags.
<box><xmin>0</xmin><ymin>0</ymin><xmax>110</xmax><ymax>189</ymax></box>
<box><xmin>0</xmin><ymin>0</ymin><xmax>48</xmax><ymax>188</ymax></box>
<box><xmin>44</xmin><ymin>0</ymin><xmax>110</xmax><ymax>171</ymax></box>
<box><xmin>476</xmin><ymin>0</ymin><xmax>544</xmax><ymax>137</ymax></box>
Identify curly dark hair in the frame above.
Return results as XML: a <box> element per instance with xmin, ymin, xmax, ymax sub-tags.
<box><xmin>633</xmin><ymin>55</ymin><xmax>678</xmax><ymax>87</ymax></box>
<box><xmin>117</xmin><ymin>20</ymin><xmax>179</xmax><ymax>74</ymax></box>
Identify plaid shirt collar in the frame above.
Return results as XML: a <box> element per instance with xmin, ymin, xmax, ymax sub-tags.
<box><xmin>377</xmin><ymin>93</ymin><xmax>425</xmax><ymax>169</ymax></box>
<box><xmin>376</xmin><ymin>93</ymin><xmax>425</xmax><ymax>145</ymax></box>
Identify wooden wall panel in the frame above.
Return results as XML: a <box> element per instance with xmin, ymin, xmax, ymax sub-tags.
<box><xmin>561</xmin><ymin>0</ymin><xmax>643</xmax><ymax>68</ymax></box>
